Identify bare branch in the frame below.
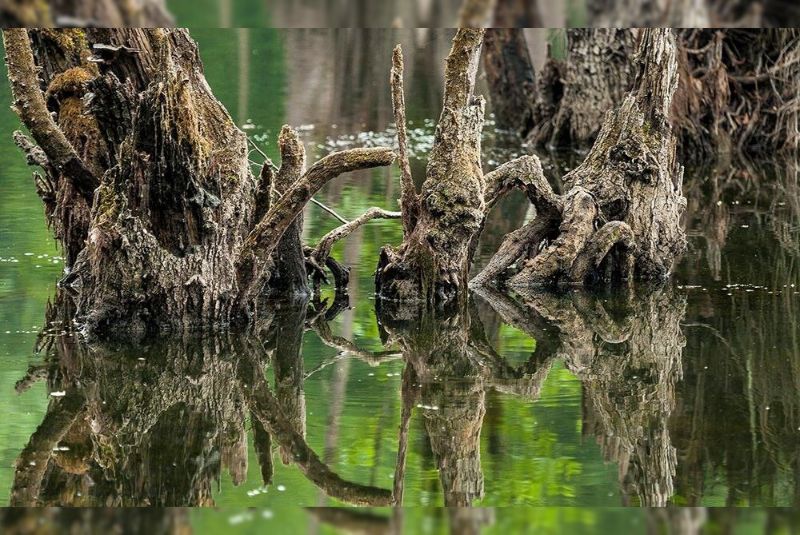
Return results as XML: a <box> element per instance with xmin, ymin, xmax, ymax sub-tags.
<box><xmin>237</xmin><ymin>356</ymin><xmax>393</xmax><ymax>506</ymax></box>
<box><xmin>312</xmin><ymin>207</ymin><xmax>401</xmax><ymax>265</ymax></box>
<box><xmin>391</xmin><ymin>44</ymin><xmax>418</xmax><ymax>237</ymax></box>
<box><xmin>239</xmin><ymin>147</ymin><xmax>396</xmax><ymax>265</ymax></box>
<box><xmin>309</xmin><ymin>198</ymin><xmax>349</xmax><ymax>224</ymax></box>
<box><xmin>442</xmin><ymin>28</ymin><xmax>485</xmax><ymax>111</ymax></box>
<box><xmin>2</xmin><ymin>29</ymin><xmax>98</xmax><ymax>201</ymax></box>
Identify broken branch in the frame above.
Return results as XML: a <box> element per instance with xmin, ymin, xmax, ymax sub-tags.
<box><xmin>240</xmin><ymin>147</ymin><xmax>396</xmax><ymax>265</ymax></box>
<box><xmin>391</xmin><ymin>45</ymin><xmax>419</xmax><ymax>237</ymax></box>
<box><xmin>2</xmin><ymin>29</ymin><xmax>98</xmax><ymax>201</ymax></box>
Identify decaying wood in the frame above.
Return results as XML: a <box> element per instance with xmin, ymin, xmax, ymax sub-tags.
<box><xmin>376</xmin><ymin>29</ymin><xmax>487</xmax><ymax>304</ymax></box>
<box><xmin>474</xmin><ymin>28</ymin><xmax>686</xmax><ymax>289</ymax></box>
<box><xmin>269</xmin><ymin>126</ymin><xmax>310</xmax><ymax>296</ymax></box>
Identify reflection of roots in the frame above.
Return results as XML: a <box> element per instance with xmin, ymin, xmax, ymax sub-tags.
<box><xmin>480</xmin><ymin>286</ymin><xmax>686</xmax><ymax>507</ymax></box>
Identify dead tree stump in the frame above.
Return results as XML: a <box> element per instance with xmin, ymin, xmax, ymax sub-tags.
<box><xmin>474</xmin><ymin>28</ymin><xmax>687</xmax><ymax>288</ymax></box>
<box><xmin>3</xmin><ymin>28</ymin><xmax>394</xmax><ymax>335</ymax></box>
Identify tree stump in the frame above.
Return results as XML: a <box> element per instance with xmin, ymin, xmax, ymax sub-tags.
<box><xmin>474</xmin><ymin>28</ymin><xmax>687</xmax><ymax>288</ymax></box>
<box><xmin>3</xmin><ymin>28</ymin><xmax>394</xmax><ymax>335</ymax></box>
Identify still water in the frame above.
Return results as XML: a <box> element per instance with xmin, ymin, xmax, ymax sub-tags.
<box><xmin>0</xmin><ymin>30</ymin><xmax>799</xmax><ymax>533</ymax></box>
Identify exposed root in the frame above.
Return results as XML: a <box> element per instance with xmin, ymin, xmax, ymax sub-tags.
<box><xmin>509</xmin><ymin>189</ymin><xmax>597</xmax><ymax>287</ymax></box>
<box><xmin>472</xmin><ymin>30</ymin><xmax>686</xmax><ymax>290</ymax></box>
<box><xmin>569</xmin><ymin>221</ymin><xmax>635</xmax><ymax>284</ymax></box>
<box><xmin>469</xmin><ymin>216</ymin><xmax>554</xmax><ymax>288</ymax></box>
<box><xmin>483</xmin><ymin>155</ymin><xmax>562</xmax><ymax>217</ymax></box>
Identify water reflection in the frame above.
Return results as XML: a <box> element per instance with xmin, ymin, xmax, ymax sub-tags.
<box><xmin>6</xmin><ymin>280</ymin><xmax>703</xmax><ymax>509</ymax></box>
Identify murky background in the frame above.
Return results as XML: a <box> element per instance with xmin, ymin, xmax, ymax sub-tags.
<box><xmin>1</xmin><ymin>29</ymin><xmax>799</xmax><ymax>532</ymax></box>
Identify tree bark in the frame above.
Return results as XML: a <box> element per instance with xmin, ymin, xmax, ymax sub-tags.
<box><xmin>4</xmin><ymin>28</ymin><xmax>394</xmax><ymax>335</ymax></box>
<box><xmin>376</xmin><ymin>29</ymin><xmax>486</xmax><ymax>305</ymax></box>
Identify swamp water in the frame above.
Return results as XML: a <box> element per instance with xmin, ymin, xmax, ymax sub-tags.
<box><xmin>0</xmin><ymin>30</ymin><xmax>799</xmax><ymax>533</ymax></box>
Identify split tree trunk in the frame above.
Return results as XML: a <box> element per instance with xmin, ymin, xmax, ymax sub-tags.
<box><xmin>376</xmin><ymin>28</ymin><xmax>487</xmax><ymax>304</ymax></box>
<box><xmin>4</xmin><ymin>28</ymin><xmax>394</xmax><ymax>336</ymax></box>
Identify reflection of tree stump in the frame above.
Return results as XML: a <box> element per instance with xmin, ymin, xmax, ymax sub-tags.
<box><xmin>380</xmin><ymin>302</ymin><xmax>488</xmax><ymax>506</ymax></box>
<box><xmin>521</xmin><ymin>288</ymin><xmax>686</xmax><ymax>506</ymax></box>
<box><xmin>15</xmin><ymin>295</ymin><xmax>392</xmax><ymax>507</ymax></box>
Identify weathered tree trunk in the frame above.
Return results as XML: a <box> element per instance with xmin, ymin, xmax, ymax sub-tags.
<box><xmin>4</xmin><ymin>28</ymin><xmax>393</xmax><ymax>335</ymax></box>
<box><xmin>475</xmin><ymin>28</ymin><xmax>686</xmax><ymax>288</ymax></box>
<box><xmin>0</xmin><ymin>0</ymin><xmax>173</xmax><ymax>26</ymax></box>
<box><xmin>483</xmin><ymin>28</ymin><xmax>539</xmax><ymax>136</ymax></box>
<box><xmin>376</xmin><ymin>29</ymin><xmax>487</xmax><ymax>304</ymax></box>
<box><xmin>531</xmin><ymin>29</ymin><xmax>636</xmax><ymax>148</ymax></box>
